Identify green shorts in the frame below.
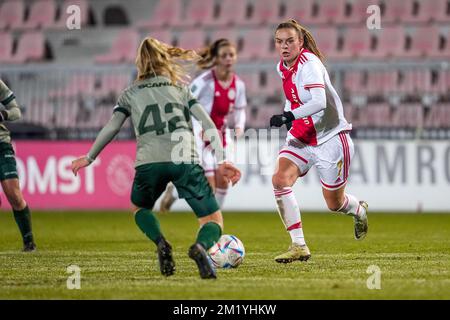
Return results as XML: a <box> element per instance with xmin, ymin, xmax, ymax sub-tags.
<box><xmin>0</xmin><ymin>142</ymin><xmax>19</xmax><ymax>181</ymax></box>
<box><xmin>131</xmin><ymin>162</ymin><xmax>219</xmax><ymax>218</ymax></box>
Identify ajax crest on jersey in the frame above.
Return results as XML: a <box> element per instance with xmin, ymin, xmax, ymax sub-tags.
<box><xmin>208</xmin><ymin>234</ymin><xmax>245</xmax><ymax>268</ymax></box>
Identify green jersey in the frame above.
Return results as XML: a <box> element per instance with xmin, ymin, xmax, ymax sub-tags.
<box><xmin>0</xmin><ymin>79</ymin><xmax>20</xmax><ymax>144</ymax></box>
<box><xmin>115</xmin><ymin>76</ymin><xmax>201</xmax><ymax>167</ymax></box>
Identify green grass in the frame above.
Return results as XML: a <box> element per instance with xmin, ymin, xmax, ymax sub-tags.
<box><xmin>0</xmin><ymin>210</ymin><xmax>449</xmax><ymax>299</ymax></box>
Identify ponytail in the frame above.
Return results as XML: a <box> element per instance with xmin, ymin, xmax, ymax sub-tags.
<box><xmin>275</xmin><ymin>19</ymin><xmax>324</xmax><ymax>62</ymax></box>
<box><xmin>197</xmin><ymin>38</ymin><xmax>234</xmax><ymax>69</ymax></box>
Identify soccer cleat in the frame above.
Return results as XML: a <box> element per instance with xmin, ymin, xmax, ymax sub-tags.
<box><xmin>354</xmin><ymin>201</ymin><xmax>369</xmax><ymax>240</ymax></box>
<box><xmin>160</xmin><ymin>184</ymin><xmax>176</xmax><ymax>214</ymax></box>
<box><xmin>188</xmin><ymin>243</ymin><xmax>217</xmax><ymax>279</ymax></box>
<box><xmin>156</xmin><ymin>238</ymin><xmax>175</xmax><ymax>276</ymax></box>
<box><xmin>22</xmin><ymin>242</ymin><xmax>36</xmax><ymax>252</ymax></box>
<box><xmin>274</xmin><ymin>243</ymin><xmax>311</xmax><ymax>263</ymax></box>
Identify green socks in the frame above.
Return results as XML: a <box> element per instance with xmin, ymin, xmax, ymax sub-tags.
<box><xmin>13</xmin><ymin>206</ymin><xmax>34</xmax><ymax>244</ymax></box>
<box><xmin>134</xmin><ymin>209</ymin><xmax>163</xmax><ymax>244</ymax></box>
<box><xmin>196</xmin><ymin>222</ymin><xmax>222</xmax><ymax>250</ymax></box>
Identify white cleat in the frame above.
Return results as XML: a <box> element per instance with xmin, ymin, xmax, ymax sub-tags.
<box><xmin>354</xmin><ymin>201</ymin><xmax>368</xmax><ymax>240</ymax></box>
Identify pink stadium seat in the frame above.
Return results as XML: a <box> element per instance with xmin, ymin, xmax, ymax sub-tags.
<box><xmin>237</xmin><ymin>71</ymin><xmax>259</xmax><ymax>97</ymax></box>
<box><xmin>95</xmin><ymin>29</ymin><xmax>140</xmax><ymax>64</ymax></box>
<box><xmin>357</xmin><ymin>103</ymin><xmax>391</xmax><ymax>128</ymax></box>
<box><xmin>397</xmin><ymin>70</ymin><xmax>432</xmax><ymax>95</ymax></box>
<box><xmin>242</xmin><ymin>0</ymin><xmax>281</xmax><ymax>25</ymax></box>
<box><xmin>176</xmin><ymin>0</ymin><xmax>215</xmax><ymax>27</ymax></box>
<box><xmin>0</xmin><ymin>32</ymin><xmax>14</xmax><ymax>63</ymax></box>
<box><xmin>137</xmin><ymin>0</ymin><xmax>182</xmax><ymax>28</ymax></box>
<box><xmin>22</xmin><ymin>0</ymin><xmax>56</xmax><ymax>29</ymax></box>
<box><xmin>429</xmin><ymin>27</ymin><xmax>450</xmax><ymax>58</ymax></box>
<box><xmin>239</xmin><ymin>29</ymin><xmax>275</xmax><ymax>60</ymax></box>
<box><xmin>433</xmin><ymin>0</ymin><xmax>450</xmax><ymax>22</ymax></box>
<box><xmin>282</xmin><ymin>0</ymin><xmax>313</xmax><ymax>25</ymax></box>
<box><xmin>49</xmin><ymin>74</ymin><xmax>96</xmax><ymax>98</ymax></box>
<box><xmin>383</xmin><ymin>0</ymin><xmax>412</xmax><ymax>23</ymax></box>
<box><xmin>260</xmin><ymin>70</ymin><xmax>283</xmax><ymax>97</ymax></box>
<box><xmin>309</xmin><ymin>0</ymin><xmax>345</xmax><ymax>24</ymax></box>
<box><xmin>313</xmin><ymin>27</ymin><xmax>339</xmax><ymax>60</ymax></box>
<box><xmin>8</xmin><ymin>32</ymin><xmax>45</xmax><ymax>63</ymax></box>
<box><xmin>344</xmin><ymin>71</ymin><xmax>364</xmax><ymax>95</ymax></box>
<box><xmin>176</xmin><ymin>29</ymin><xmax>207</xmax><ymax>51</ymax></box>
<box><xmin>54</xmin><ymin>0</ymin><xmax>89</xmax><ymax>29</ymax></box>
<box><xmin>0</xmin><ymin>0</ymin><xmax>25</xmax><ymax>30</ymax></box>
<box><xmin>424</xmin><ymin>104</ymin><xmax>450</xmax><ymax>128</ymax></box>
<box><xmin>402</xmin><ymin>0</ymin><xmax>436</xmax><ymax>23</ymax></box>
<box><xmin>210</xmin><ymin>29</ymin><xmax>239</xmax><ymax>47</ymax></box>
<box><xmin>334</xmin><ymin>27</ymin><xmax>371</xmax><ymax>60</ymax></box>
<box><xmin>340</xmin><ymin>0</ymin><xmax>373</xmax><ymax>24</ymax></box>
<box><xmin>206</xmin><ymin>0</ymin><xmax>249</xmax><ymax>26</ymax></box>
<box><xmin>376</xmin><ymin>26</ymin><xmax>405</xmax><ymax>58</ymax></box>
<box><xmin>391</xmin><ymin>104</ymin><xmax>423</xmax><ymax>128</ymax></box>
<box><xmin>365</xmin><ymin>71</ymin><xmax>399</xmax><ymax>96</ymax></box>
<box><xmin>403</xmin><ymin>26</ymin><xmax>440</xmax><ymax>58</ymax></box>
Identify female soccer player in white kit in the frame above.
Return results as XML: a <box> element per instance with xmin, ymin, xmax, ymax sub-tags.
<box><xmin>160</xmin><ymin>39</ymin><xmax>247</xmax><ymax>211</ymax></box>
<box><xmin>269</xmin><ymin>20</ymin><xmax>368</xmax><ymax>263</ymax></box>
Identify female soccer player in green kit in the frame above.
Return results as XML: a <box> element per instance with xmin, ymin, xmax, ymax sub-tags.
<box><xmin>71</xmin><ymin>37</ymin><xmax>241</xmax><ymax>279</ymax></box>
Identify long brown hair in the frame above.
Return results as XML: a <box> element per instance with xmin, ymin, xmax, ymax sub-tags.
<box><xmin>275</xmin><ymin>19</ymin><xmax>324</xmax><ymax>62</ymax></box>
<box><xmin>197</xmin><ymin>38</ymin><xmax>235</xmax><ymax>70</ymax></box>
<box><xmin>135</xmin><ymin>37</ymin><xmax>199</xmax><ymax>84</ymax></box>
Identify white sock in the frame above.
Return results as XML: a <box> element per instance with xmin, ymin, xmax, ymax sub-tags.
<box><xmin>337</xmin><ymin>194</ymin><xmax>365</xmax><ymax>218</ymax></box>
<box><xmin>215</xmin><ymin>187</ymin><xmax>228</xmax><ymax>208</ymax></box>
<box><xmin>274</xmin><ymin>187</ymin><xmax>306</xmax><ymax>246</ymax></box>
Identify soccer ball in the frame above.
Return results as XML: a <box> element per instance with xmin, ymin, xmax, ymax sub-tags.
<box><xmin>208</xmin><ymin>234</ymin><xmax>245</xmax><ymax>268</ymax></box>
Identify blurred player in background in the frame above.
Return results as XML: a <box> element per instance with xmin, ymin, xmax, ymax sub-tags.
<box><xmin>0</xmin><ymin>79</ymin><xmax>36</xmax><ymax>252</ymax></box>
<box><xmin>160</xmin><ymin>38</ymin><xmax>247</xmax><ymax>212</ymax></box>
<box><xmin>71</xmin><ymin>37</ymin><xmax>241</xmax><ymax>279</ymax></box>
<box><xmin>269</xmin><ymin>19</ymin><xmax>368</xmax><ymax>263</ymax></box>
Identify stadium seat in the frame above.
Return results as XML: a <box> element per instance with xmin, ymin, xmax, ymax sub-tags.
<box><xmin>313</xmin><ymin>27</ymin><xmax>339</xmax><ymax>60</ymax></box>
<box><xmin>309</xmin><ymin>0</ymin><xmax>345</xmax><ymax>24</ymax></box>
<box><xmin>22</xmin><ymin>0</ymin><xmax>56</xmax><ymax>29</ymax></box>
<box><xmin>334</xmin><ymin>27</ymin><xmax>371</xmax><ymax>60</ymax></box>
<box><xmin>241</xmin><ymin>0</ymin><xmax>281</xmax><ymax>26</ymax></box>
<box><xmin>391</xmin><ymin>104</ymin><xmax>424</xmax><ymax>128</ymax></box>
<box><xmin>175</xmin><ymin>29</ymin><xmax>207</xmax><ymax>51</ymax></box>
<box><xmin>205</xmin><ymin>0</ymin><xmax>249</xmax><ymax>26</ymax></box>
<box><xmin>403</xmin><ymin>26</ymin><xmax>440</xmax><ymax>58</ymax></box>
<box><xmin>402</xmin><ymin>0</ymin><xmax>436</xmax><ymax>23</ymax></box>
<box><xmin>239</xmin><ymin>29</ymin><xmax>275</xmax><ymax>60</ymax></box>
<box><xmin>137</xmin><ymin>0</ymin><xmax>182</xmax><ymax>28</ymax></box>
<box><xmin>97</xmin><ymin>74</ymin><xmax>131</xmax><ymax>97</ymax></box>
<box><xmin>382</xmin><ymin>0</ymin><xmax>412</xmax><ymax>23</ymax></box>
<box><xmin>280</xmin><ymin>0</ymin><xmax>313</xmax><ymax>25</ymax></box>
<box><xmin>429</xmin><ymin>27</ymin><xmax>450</xmax><ymax>58</ymax></box>
<box><xmin>424</xmin><ymin>104</ymin><xmax>450</xmax><ymax>128</ymax></box>
<box><xmin>357</xmin><ymin>103</ymin><xmax>392</xmax><ymax>128</ymax></box>
<box><xmin>365</xmin><ymin>71</ymin><xmax>399</xmax><ymax>97</ymax></box>
<box><xmin>54</xmin><ymin>0</ymin><xmax>90</xmax><ymax>29</ymax></box>
<box><xmin>49</xmin><ymin>74</ymin><xmax>96</xmax><ymax>98</ymax></box>
<box><xmin>340</xmin><ymin>0</ymin><xmax>373</xmax><ymax>24</ymax></box>
<box><xmin>397</xmin><ymin>70</ymin><xmax>432</xmax><ymax>96</ymax></box>
<box><xmin>95</xmin><ymin>29</ymin><xmax>140</xmax><ymax>64</ymax></box>
<box><xmin>210</xmin><ymin>28</ymin><xmax>239</xmax><ymax>47</ymax></box>
<box><xmin>375</xmin><ymin>26</ymin><xmax>405</xmax><ymax>59</ymax></box>
<box><xmin>0</xmin><ymin>32</ymin><xmax>14</xmax><ymax>63</ymax></box>
<box><xmin>0</xmin><ymin>0</ymin><xmax>25</xmax><ymax>30</ymax></box>
<box><xmin>433</xmin><ymin>0</ymin><xmax>450</xmax><ymax>22</ymax></box>
<box><xmin>237</xmin><ymin>71</ymin><xmax>260</xmax><ymax>97</ymax></box>
<box><xmin>7</xmin><ymin>32</ymin><xmax>46</xmax><ymax>63</ymax></box>
<box><xmin>176</xmin><ymin>0</ymin><xmax>215</xmax><ymax>27</ymax></box>
<box><xmin>344</xmin><ymin>70</ymin><xmax>365</xmax><ymax>96</ymax></box>
<box><xmin>259</xmin><ymin>70</ymin><xmax>283</xmax><ymax>97</ymax></box>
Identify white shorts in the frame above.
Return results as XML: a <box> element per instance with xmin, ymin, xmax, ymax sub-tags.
<box><xmin>194</xmin><ymin>124</ymin><xmax>234</xmax><ymax>177</ymax></box>
<box><xmin>278</xmin><ymin>131</ymin><xmax>354</xmax><ymax>190</ymax></box>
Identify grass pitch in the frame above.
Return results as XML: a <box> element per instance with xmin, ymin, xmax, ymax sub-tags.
<box><xmin>0</xmin><ymin>210</ymin><xmax>449</xmax><ymax>299</ymax></box>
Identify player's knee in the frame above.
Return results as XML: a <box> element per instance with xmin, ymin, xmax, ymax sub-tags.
<box><xmin>272</xmin><ymin>172</ymin><xmax>292</xmax><ymax>189</ymax></box>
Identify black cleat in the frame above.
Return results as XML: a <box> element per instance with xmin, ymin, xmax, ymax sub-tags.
<box><xmin>157</xmin><ymin>239</ymin><xmax>175</xmax><ymax>277</ymax></box>
<box><xmin>23</xmin><ymin>242</ymin><xmax>36</xmax><ymax>252</ymax></box>
<box><xmin>188</xmin><ymin>243</ymin><xmax>216</xmax><ymax>279</ymax></box>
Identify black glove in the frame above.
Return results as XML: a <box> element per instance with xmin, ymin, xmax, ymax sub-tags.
<box><xmin>270</xmin><ymin>111</ymin><xmax>295</xmax><ymax>128</ymax></box>
<box><xmin>0</xmin><ymin>110</ymin><xmax>8</xmax><ymax>122</ymax></box>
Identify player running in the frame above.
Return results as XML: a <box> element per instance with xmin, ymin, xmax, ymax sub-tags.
<box><xmin>0</xmin><ymin>79</ymin><xmax>36</xmax><ymax>252</ymax></box>
<box><xmin>71</xmin><ymin>37</ymin><xmax>241</xmax><ymax>279</ymax></box>
<box><xmin>269</xmin><ymin>19</ymin><xmax>368</xmax><ymax>263</ymax></box>
<box><xmin>160</xmin><ymin>38</ymin><xmax>247</xmax><ymax>212</ymax></box>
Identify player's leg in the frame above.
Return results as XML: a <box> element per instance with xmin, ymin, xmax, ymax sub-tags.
<box><xmin>214</xmin><ymin>170</ymin><xmax>228</xmax><ymax>208</ymax></box>
<box><xmin>272</xmin><ymin>147</ymin><xmax>312</xmax><ymax>263</ymax></box>
<box><xmin>176</xmin><ymin>163</ymin><xmax>221</xmax><ymax>279</ymax></box>
<box><xmin>1</xmin><ymin>178</ymin><xmax>36</xmax><ymax>252</ymax></box>
<box><xmin>318</xmin><ymin>132</ymin><xmax>368</xmax><ymax>240</ymax></box>
<box><xmin>131</xmin><ymin>163</ymin><xmax>175</xmax><ymax>276</ymax></box>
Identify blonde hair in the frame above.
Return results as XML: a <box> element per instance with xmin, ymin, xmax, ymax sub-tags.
<box><xmin>135</xmin><ymin>37</ymin><xmax>199</xmax><ymax>84</ymax></box>
<box><xmin>197</xmin><ymin>38</ymin><xmax>235</xmax><ymax>70</ymax></box>
<box><xmin>275</xmin><ymin>19</ymin><xmax>324</xmax><ymax>62</ymax></box>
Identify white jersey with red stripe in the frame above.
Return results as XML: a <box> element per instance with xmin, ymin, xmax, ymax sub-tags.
<box><xmin>276</xmin><ymin>48</ymin><xmax>351</xmax><ymax>146</ymax></box>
